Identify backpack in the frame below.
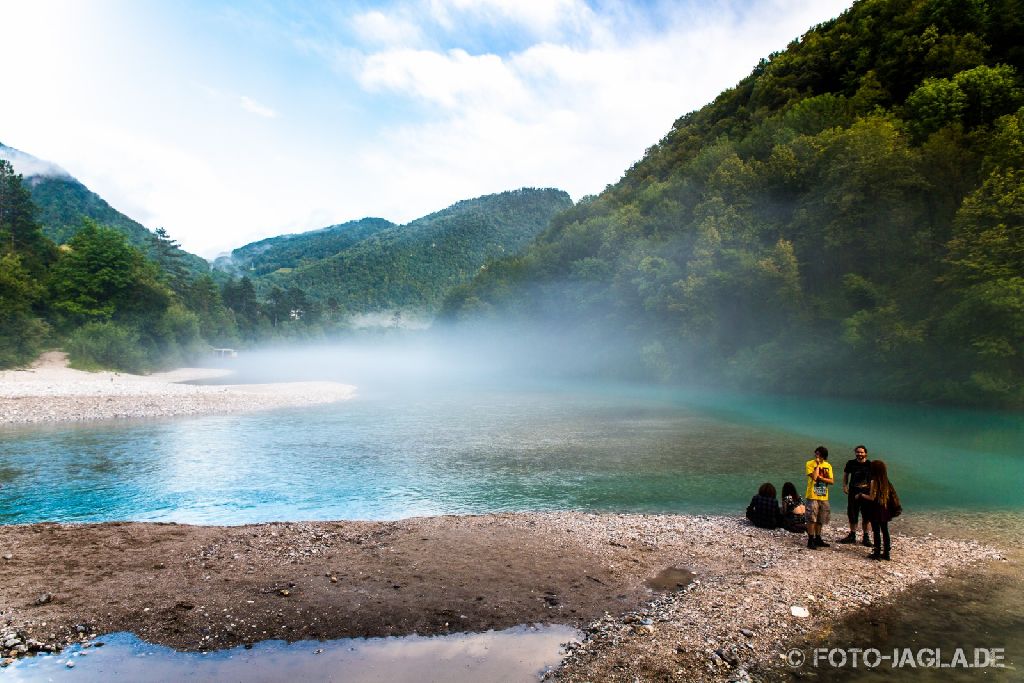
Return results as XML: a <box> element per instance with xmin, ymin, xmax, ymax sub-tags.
<box><xmin>887</xmin><ymin>486</ymin><xmax>902</xmax><ymax>518</ymax></box>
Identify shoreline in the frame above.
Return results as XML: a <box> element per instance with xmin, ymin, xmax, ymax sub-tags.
<box><xmin>0</xmin><ymin>513</ymin><xmax>1005</xmax><ymax>680</ymax></box>
<box><xmin>0</xmin><ymin>352</ymin><xmax>356</xmax><ymax>425</ymax></box>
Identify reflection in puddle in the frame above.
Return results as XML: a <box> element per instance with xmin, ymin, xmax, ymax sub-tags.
<box><xmin>5</xmin><ymin>624</ymin><xmax>581</xmax><ymax>682</ymax></box>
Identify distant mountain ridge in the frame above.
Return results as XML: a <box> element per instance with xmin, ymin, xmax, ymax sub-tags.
<box><xmin>212</xmin><ymin>217</ymin><xmax>396</xmax><ymax>277</ymax></box>
<box><xmin>216</xmin><ymin>188</ymin><xmax>573</xmax><ymax>314</ymax></box>
<box><xmin>0</xmin><ymin>142</ymin><xmax>209</xmax><ymax>276</ymax></box>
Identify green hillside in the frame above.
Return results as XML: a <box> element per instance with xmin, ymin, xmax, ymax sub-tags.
<box><xmin>212</xmin><ymin>217</ymin><xmax>395</xmax><ymax>277</ymax></box>
<box><xmin>441</xmin><ymin>0</ymin><xmax>1024</xmax><ymax>407</ymax></box>
<box><xmin>0</xmin><ymin>143</ymin><xmax>209</xmax><ymax>277</ymax></box>
<box><xmin>223</xmin><ymin>188</ymin><xmax>572</xmax><ymax>314</ymax></box>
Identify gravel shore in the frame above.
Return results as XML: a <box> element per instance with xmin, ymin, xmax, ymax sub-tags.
<box><xmin>0</xmin><ymin>352</ymin><xmax>356</xmax><ymax>424</ymax></box>
<box><xmin>0</xmin><ymin>513</ymin><xmax>1006</xmax><ymax>680</ymax></box>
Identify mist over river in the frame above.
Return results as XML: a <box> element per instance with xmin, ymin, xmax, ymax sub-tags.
<box><xmin>1</xmin><ymin>342</ymin><xmax>1021</xmax><ymax>525</ymax></box>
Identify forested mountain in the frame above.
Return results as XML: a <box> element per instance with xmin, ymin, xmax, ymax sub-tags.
<box><xmin>0</xmin><ymin>144</ymin><xmax>208</xmax><ymax>277</ymax></box>
<box><xmin>218</xmin><ymin>188</ymin><xmax>572</xmax><ymax>315</ymax></box>
<box><xmin>441</xmin><ymin>0</ymin><xmax>1024</xmax><ymax>407</ymax></box>
<box><xmin>213</xmin><ymin>217</ymin><xmax>396</xmax><ymax>278</ymax></box>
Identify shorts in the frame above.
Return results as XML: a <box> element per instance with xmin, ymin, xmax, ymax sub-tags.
<box><xmin>847</xmin><ymin>490</ymin><xmax>869</xmax><ymax>524</ymax></box>
<box><xmin>805</xmin><ymin>499</ymin><xmax>830</xmax><ymax>526</ymax></box>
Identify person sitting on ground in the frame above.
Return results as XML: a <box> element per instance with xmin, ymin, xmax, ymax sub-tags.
<box><xmin>780</xmin><ymin>481</ymin><xmax>806</xmax><ymax>533</ymax></box>
<box><xmin>746</xmin><ymin>482</ymin><xmax>782</xmax><ymax>529</ymax></box>
<box><xmin>857</xmin><ymin>459</ymin><xmax>901</xmax><ymax>561</ymax></box>
<box><xmin>839</xmin><ymin>444</ymin><xmax>873</xmax><ymax>546</ymax></box>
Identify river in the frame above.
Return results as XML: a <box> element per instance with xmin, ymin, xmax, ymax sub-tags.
<box><xmin>1</xmin><ymin>343</ymin><xmax>1022</xmax><ymax>679</ymax></box>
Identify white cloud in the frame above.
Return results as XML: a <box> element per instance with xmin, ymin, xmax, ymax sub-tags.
<box><xmin>352</xmin><ymin>9</ymin><xmax>424</xmax><ymax>47</ymax></box>
<box><xmin>240</xmin><ymin>96</ymin><xmax>278</xmax><ymax>119</ymax></box>
<box><xmin>359</xmin><ymin>48</ymin><xmax>528</xmax><ymax>109</ymax></box>
<box><xmin>345</xmin><ymin>0</ymin><xmax>855</xmax><ymax>220</ymax></box>
<box><xmin>0</xmin><ymin>146</ymin><xmax>72</xmax><ymax>179</ymax></box>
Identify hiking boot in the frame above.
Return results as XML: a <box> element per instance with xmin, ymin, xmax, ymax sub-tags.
<box><xmin>815</xmin><ymin>536</ymin><xmax>830</xmax><ymax>548</ymax></box>
<box><xmin>861</xmin><ymin>535</ymin><xmax>873</xmax><ymax>547</ymax></box>
<box><xmin>868</xmin><ymin>551</ymin><xmax>882</xmax><ymax>561</ymax></box>
<box><xmin>881</xmin><ymin>551</ymin><xmax>891</xmax><ymax>561</ymax></box>
<box><xmin>807</xmin><ymin>536</ymin><xmax>819</xmax><ymax>550</ymax></box>
<box><xmin>838</xmin><ymin>533</ymin><xmax>856</xmax><ymax>544</ymax></box>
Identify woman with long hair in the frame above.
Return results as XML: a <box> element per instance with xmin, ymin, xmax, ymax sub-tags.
<box><xmin>856</xmin><ymin>460</ymin><xmax>900</xmax><ymax>560</ymax></box>
<box><xmin>780</xmin><ymin>481</ymin><xmax>806</xmax><ymax>533</ymax></box>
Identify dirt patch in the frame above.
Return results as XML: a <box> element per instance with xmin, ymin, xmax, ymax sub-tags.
<box><xmin>0</xmin><ymin>515</ymin><xmax>670</xmax><ymax>653</ymax></box>
<box><xmin>646</xmin><ymin>566</ymin><xmax>695</xmax><ymax>592</ymax></box>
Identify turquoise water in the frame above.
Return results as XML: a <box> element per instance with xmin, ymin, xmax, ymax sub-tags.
<box><xmin>1</xmin><ymin>345</ymin><xmax>1021</xmax><ymax>524</ymax></box>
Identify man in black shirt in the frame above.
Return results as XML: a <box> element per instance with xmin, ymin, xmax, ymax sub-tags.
<box><xmin>838</xmin><ymin>445</ymin><xmax>872</xmax><ymax>546</ymax></box>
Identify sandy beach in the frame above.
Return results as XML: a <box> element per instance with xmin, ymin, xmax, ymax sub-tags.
<box><xmin>0</xmin><ymin>352</ymin><xmax>356</xmax><ymax>424</ymax></box>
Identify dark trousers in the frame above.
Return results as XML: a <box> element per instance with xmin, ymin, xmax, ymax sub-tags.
<box><xmin>870</xmin><ymin>520</ymin><xmax>890</xmax><ymax>553</ymax></box>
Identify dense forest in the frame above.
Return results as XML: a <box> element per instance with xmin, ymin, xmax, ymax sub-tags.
<box><xmin>215</xmin><ymin>189</ymin><xmax>573</xmax><ymax>314</ymax></box>
<box><xmin>441</xmin><ymin>0</ymin><xmax>1024</xmax><ymax>407</ymax></box>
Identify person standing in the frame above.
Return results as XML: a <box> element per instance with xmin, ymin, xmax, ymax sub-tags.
<box><xmin>839</xmin><ymin>445</ymin><xmax>872</xmax><ymax>546</ymax></box>
<box><xmin>804</xmin><ymin>446</ymin><xmax>834</xmax><ymax>549</ymax></box>
<box><xmin>857</xmin><ymin>460</ymin><xmax>900</xmax><ymax>560</ymax></box>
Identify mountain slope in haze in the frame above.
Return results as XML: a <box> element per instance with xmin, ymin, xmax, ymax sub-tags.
<box><xmin>219</xmin><ymin>188</ymin><xmax>573</xmax><ymax>314</ymax></box>
<box><xmin>212</xmin><ymin>217</ymin><xmax>396</xmax><ymax>277</ymax></box>
<box><xmin>0</xmin><ymin>143</ymin><xmax>209</xmax><ymax>276</ymax></box>
<box><xmin>442</xmin><ymin>0</ymin><xmax>1024</xmax><ymax>407</ymax></box>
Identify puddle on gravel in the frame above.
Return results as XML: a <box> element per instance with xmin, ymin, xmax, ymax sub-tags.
<box><xmin>3</xmin><ymin>624</ymin><xmax>581</xmax><ymax>682</ymax></box>
<box><xmin>646</xmin><ymin>566</ymin><xmax>695</xmax><ymax>592</ymax></box>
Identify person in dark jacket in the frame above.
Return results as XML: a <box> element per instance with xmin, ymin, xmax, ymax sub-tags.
<box><xmin>838</xmin><ymin>445</ymin><xmax>872</xmax><ymax>546</ymax></box>
<box><xmin>746</xmin><ymin>482</ymin><xmax>781</xmax><ymax>529</ymax></box>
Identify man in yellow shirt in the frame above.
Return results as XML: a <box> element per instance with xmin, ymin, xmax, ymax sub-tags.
<box><xmin>804</xmin><ymin>445</ymin><xmax>834</xmax><ymax>549</ymax></box>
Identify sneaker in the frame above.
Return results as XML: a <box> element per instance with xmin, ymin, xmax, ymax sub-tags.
<box><xmin>861</xmin><ymin>535</ymin><xmax>873</xmax><ymax>547</ymax></box>
<box><xmin>868</xmin><ymin>552</ymin><xmax>882</xmax><ymax>561</ymax></box>
<box><xmin>881</xmin><ymin>551</ymin><xmax>891</xmax><ymax>561</ymax></box>
<box><xmin>838</xmin><ymin>533</ymin><xmax>856</xmax><ymax>544</ymax></box>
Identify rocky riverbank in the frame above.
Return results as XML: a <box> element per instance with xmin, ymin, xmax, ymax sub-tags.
<box><xmin>0</xmin><ymin>513</ymin><xmax>1005</xmax><ymax>680</ymax></box>
<box><xmin>0</xmin><ymin>352</ymin><xmax>355</xmax><ymax>424</ymax></box>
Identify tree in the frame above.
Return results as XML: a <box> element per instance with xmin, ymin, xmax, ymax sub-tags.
<box><xmin>0</xmin><ymin>253</ymin><xmax>49</xmax><ymax>367</ymax></box>
<box><xmin>0</xmin><ymin>159</ymin><xmax>55</xmax><ymax>274</ymax></box>
<box><xmin>48</xmin><ymin>219</ymin><xmax>169</xmax><ymax>327</ymax></box>
<box><xmin>151</xmin><ymin>227</ymin><xmax>190</xmax><ymax>294</ymax></box>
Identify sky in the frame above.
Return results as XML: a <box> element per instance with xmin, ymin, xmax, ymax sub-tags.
<box><xmin>0</xmin><ymin>0</ymin><xmax>852</xmax><ymax>258</ymax></box>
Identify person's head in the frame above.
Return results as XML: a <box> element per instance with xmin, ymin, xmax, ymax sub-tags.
<box><xmin>781</xmin><ymin>482</ymin><xmax>798</xmax><ymax>499</ymax></box>
<box><xmin>854</xmin><ymin>445</ymin><xmax>868</xmax><ymax>461</ymax></box>
<box><xmin>869</xmin><ymin>459</ymin><xmax>892</xmax><ymax>503</ymax></box>
<box><xmin>814</xmin><ymin>445</ymin><xmax>829</xmax><ymax>461</ymax></box>
<box><xmin>757</xmin><ymin>482</ymin><xmax>777</xmax><ymax>498</ymax></box>
<box><xmin>869</xmin><ymin>459</ymin><xmax>888</xmax><ymax>479</ymax></box>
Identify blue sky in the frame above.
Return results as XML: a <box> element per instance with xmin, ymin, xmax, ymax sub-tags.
<box><xmin>0</xmin><ymin>0</ymin><xmax>851</xmax><ymax>257</ymax></box>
